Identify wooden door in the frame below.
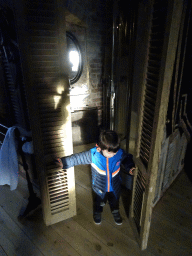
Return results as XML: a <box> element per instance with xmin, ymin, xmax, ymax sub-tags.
<box><xmin>129</xmin><ymin>0</ymin><xmax>184</xmax><ymax>250</ymax></box>
<box><xmin>13</xmin><ymin>0</ymin><xmax>76</xmax><ymax>225</ymax></box>
<box><xmin>109</xmin><ymin>0</ymin><xmax>137</xmax><ymax>150</ymax></box>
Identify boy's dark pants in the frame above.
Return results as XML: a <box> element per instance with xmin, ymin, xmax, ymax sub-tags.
<box><xmin>93</xmin><ymin>191</ymin><xmax>119</xmax><ymax>214</ymax></box>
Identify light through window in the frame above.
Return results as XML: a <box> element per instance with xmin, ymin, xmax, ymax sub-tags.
<box><xmin>69</xmin><ymin>50</ymin><xmax>79</xmax><ymax>72</ymax></box>
<box><xmin>66</xmin><ymin>31</ymin><xmax>83</xmax><ymax>85</ymax></box>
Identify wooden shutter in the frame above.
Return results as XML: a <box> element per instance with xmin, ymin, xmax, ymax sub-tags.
<box><xmin>130</xmin><ymin>0</ymin><xmax>183</xmax><ymax>250</ymax></box>
<box><xmin>153</xmin><ymin>0</ymin><xmax>191</xmax><ymax>206</ymax></box>
<box><xmin>153</xmin><ymin>128</ymin><xmax>188</xmax><ymax>206</ymax></box>
<box><xmin>13</xmin><ymin>0</ymin><xmax>76</xmax><ymax>225</ymax></box>
<box><xmin>0</xmin><ymin>7</ymin><xmax>29</xmax><ymax>129</ymax></box>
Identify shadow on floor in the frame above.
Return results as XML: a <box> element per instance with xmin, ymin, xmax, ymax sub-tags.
<box><xmin>121</xmin><ymin>186</ymin><xmax>132</xmax><ymax>218</ymax></box>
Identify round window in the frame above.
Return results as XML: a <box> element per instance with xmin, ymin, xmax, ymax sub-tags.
<box><xmin>66</xmin><ymin>31</ymin><xmax>83</xmax><ymax>85</ymax></box>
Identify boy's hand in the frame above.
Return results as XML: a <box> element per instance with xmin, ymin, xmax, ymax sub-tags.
<box><xmin>129</xmin><ymin>167</ymin><xmax>135</xmax><ymax>175</ymax></box>
<box><xmin>54</xmin><ymin>158</ymin><xmax>63</xmax><ymax>169</ymax></box>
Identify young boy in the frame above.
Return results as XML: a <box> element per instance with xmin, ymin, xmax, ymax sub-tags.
<box><xmin>57</xmin><ymin>130</ymin><xmax>135</xmax><ymax>225</ymax></box>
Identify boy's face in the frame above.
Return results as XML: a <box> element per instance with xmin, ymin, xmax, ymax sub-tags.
<box><xmin>102</xmin><ymin>149</ymin><xmax>116</xmax><ymax>158</ymax></box>
<box><xmin>96</xmin><ymin>146</ymin><xmax>117</xmax><ymax>158</ymax></box>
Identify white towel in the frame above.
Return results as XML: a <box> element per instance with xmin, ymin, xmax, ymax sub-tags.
<box><xmin>0</xmin><ymin>126</ymin><xmax>32</xmax><ymax>190</ymax></box>
<box><xmin>22</xmin><ymin>141</ymin><xmax>34</xmax><ymax>154</ymax></box>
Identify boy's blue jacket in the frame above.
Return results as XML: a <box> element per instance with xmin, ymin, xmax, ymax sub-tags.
<box><xmin>61</xmin><ymin>147</ymin><xmax>135</xmax><ymax>199</ymax></box>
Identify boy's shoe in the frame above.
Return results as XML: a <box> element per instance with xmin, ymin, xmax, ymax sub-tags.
<box><xmin>100</xmin><ymin>202</ymin><xmax>105</xmax><ymax>207</ymax></box>
<box><xmin>112</xmin><ymin>210</ymin><xmax>123</xmax><ymax>225</ymax></box>
<box><xmin>93</xmin><ymin>212</ymin><xmax>101</xmax><ymax>225</ymax></box>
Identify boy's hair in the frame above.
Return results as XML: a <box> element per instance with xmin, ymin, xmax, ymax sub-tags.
<box><xmin>97</xmin><ymin>130</ymin><xmax>120</xmax><ymax>153</ymax></box>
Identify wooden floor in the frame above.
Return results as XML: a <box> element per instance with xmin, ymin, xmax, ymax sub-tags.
<box><xmin>0</xmin><ymin>144</ymin><xmax>192</xmax><ymax>256</ymax></box>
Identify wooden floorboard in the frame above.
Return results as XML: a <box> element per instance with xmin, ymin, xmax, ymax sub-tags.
<box><xmin>0</xmin><ymin>205</ymin><xmax>43</xmax><ymax>256</ymax></box>
<box><xmin>0</xmin><ymin>144</ymin><xmax>192</xmax><ymax>255</ymax></box>
<box><xmin>52</xmin><ymin>215</ymin><xmax>120</xmax><ymax>256</ymax></box>
<box><xmin>0</xmin><ymin>183</ymin><xmax>80</xmax><ymax>256</ymax></box>
<box><xmin>148</xmin><ymin>171</ymin><xmax>192</xmax><ymax>256</ymax></box>
<box><xmin>0</xmin><ymin>245</ymin><xmax>8</xmax><ymax>256</ymax></box>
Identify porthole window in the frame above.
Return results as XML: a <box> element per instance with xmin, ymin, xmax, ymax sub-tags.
<box><xmin>66</xmin><ymin>31</ymin><xmax>83</xmax><ymax>85</ymax></box>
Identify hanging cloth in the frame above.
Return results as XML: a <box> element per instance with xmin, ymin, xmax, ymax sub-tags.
<box><xmin>0</xmin><ymin>126</ymin><xmax>32</xmax><ymax>190</ymax></box>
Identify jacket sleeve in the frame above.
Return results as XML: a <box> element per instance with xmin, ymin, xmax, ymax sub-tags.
<box><xmin>61</xmin><ymin>150</ymin><xmax>92</xmax><ymax>169</ymax></box>
<box><xmin>120</xmin><ymin>151</ymin><xmax>135</xmax><ymax>173</ymax></box>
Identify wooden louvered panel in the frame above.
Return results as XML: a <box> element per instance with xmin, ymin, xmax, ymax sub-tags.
<box><xmin>162</xmin><ymin>132</ymin><xmax>179</xmax><ymax>190</ymax></box>
<box><xmin>40</xmin><ymin>113</ymin><xmax>63</xmax><ymax>121</ymax></box>
<box><xmin>41</xmin><ymin>130</ymin><xmax>64</xmax><ymax>139</ymax></box>
<box><xmin>172</xmin><ymin>133</ymin><xmax>183</xmax><ymax>171</ymax></box>
<box><xmin>153</xmin><ymin>137</ymin><xmax>169</xmax><ymax>205</ymax></box>
<box><xmin>162</xmin><ymin>130</ymin><xmax>184</xmax><ymax>191</ymax></box>
<box><xmin>132</xmin><ymin>168</ymin><xmax>146</xmax><ymax>233</ymax></box>
<box><xmin>1</xmin><ymin>51</ymin><xmax>23</xmax><ymax>126</ymax></box>
<box><xmin>29</xmin><ymin>0</ymin><xmax>75</xmax><ymax>224</ymax></box>
<box><xmin>131</xmin><ymin>0</ymin><xmax>183</xmax><ymax>250</ymax></box>
<box><xmin>43</xmin><ymin>143</ymin><xmax>65</xmax><ymax>153</ymax></box>
<box><xmin>47</xmin><ymin>169</ymin><xmax>70</xmax><ymax>215</ymax></box>
<box><xmin>178</xmin><ymin>133</ymin><xmax>187</xmax><ymax>170</ymax></box>
<box><xmin>153</xmin><ymin>130</ymin><xmax>187</xmax><ymax>206</ymax></box>
<box><xmin>171</xmin><ymin>133</ymin><xmax>182</xmax><ymax>176</ymax></box>
<box><xmin>41</xmin><ymin>120</ymin><xmax>65</xmax><ymax>128</ymax></box>
<box><xmin>139</xmin><ymin>1</ymin><xmax>167</xmax><ymax>168</ymax></box>
<box><xmin>14</xmin><ymin>0</ymin><xmax>76</xmax><ymax>225</ymax></box>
